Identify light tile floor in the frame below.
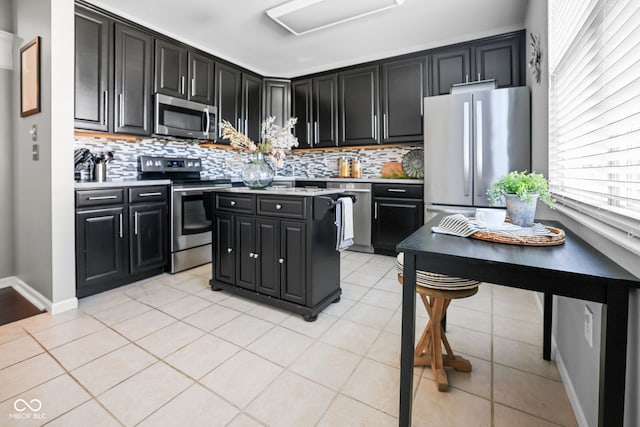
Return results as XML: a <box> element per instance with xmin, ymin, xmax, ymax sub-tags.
<box><xmin>0</xmin><ymin>252</ymin><xmax>578</xmax><ymax>426</ymax></box>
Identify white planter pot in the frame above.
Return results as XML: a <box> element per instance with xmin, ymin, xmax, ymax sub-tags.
<box><xmin>504</xmin><ymin>193</ymin><xmax>538</xmax><ymax>227</ymax></box>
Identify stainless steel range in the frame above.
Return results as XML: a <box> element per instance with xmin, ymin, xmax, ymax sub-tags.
<box><xmin>138</xmin><ymin>156</ymin><xmax>231</xmax><ymax>273</ymax></box>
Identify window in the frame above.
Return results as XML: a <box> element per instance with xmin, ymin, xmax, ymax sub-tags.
<box><xmin>548</xmin><ymin>0</ymin><xmax>640</xmax><ymax>245</ymax></box>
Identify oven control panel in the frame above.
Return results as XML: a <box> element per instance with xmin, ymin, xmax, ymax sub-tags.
<box><xmin>139</xmin><ymin>156</ymin><xmax>202</xmax><ymax>173</ymax></box>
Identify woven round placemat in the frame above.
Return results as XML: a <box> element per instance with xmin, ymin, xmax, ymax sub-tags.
<box><xmin>471</xmin><ymin>224</ymin><xmax>566</xmax><ymax>246</ymax></box>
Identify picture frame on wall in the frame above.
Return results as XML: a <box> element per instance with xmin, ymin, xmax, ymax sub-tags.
<box><xmin>20</xmin><ymin>36</ymin><xmax>40</xmax><ymax>117</ymax></box>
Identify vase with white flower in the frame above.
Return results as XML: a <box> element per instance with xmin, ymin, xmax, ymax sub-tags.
<box><xmin>220</xmin><ymin>116</ymin><xmax>299</xmax><ymax>189</ymax></box>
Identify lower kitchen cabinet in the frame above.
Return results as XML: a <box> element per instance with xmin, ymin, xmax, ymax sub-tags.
<box><xmin>372</xmin><ymin>183</ymin><xmax>424</xmax><ymax>256</ymax></box>
<box><xmin>211</xmin><ymin>191</ymin><xmax>339</xmax><ymax>321</ymax></box>
<box><xmin>75</xmin><ymin>185</ymin><xmax>168</xmax><ymax>297</ymax></box>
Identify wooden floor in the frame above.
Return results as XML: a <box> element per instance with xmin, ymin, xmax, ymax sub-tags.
<box><xmin>0</xmin><ymin>287</ymin><xmax>44</xmax><ymax>326</ymax></box>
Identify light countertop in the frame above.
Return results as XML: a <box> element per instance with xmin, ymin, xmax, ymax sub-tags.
<box><xmin>74</xmin><ymin>179</ymin><xmax>171</xmax><ymax>189</ymax></box>
<box><xmin>214</xmin><ymin>187</ymin><xmax>344</xmax><ymax>197</ymax></box>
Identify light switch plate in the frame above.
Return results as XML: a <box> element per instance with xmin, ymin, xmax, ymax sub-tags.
<box><xmin>584</xmin><ymin>305</ymin><xmax>593</xmax><ymax>348</ymax></box>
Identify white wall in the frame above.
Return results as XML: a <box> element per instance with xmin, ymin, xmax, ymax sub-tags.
<box><xmin>12</xmin><ymin>0</ymin><xmax>75</xmax><ymax>310</ymax></box>
<box><xmin>525</xmin><ymin>1</ymin><xmax>640</xmax><ymax>426</ymax></box>
<box><xmin>0</xmin><ymin>0</ymin><xmax>14</xmax><ymax>278</ymax></box>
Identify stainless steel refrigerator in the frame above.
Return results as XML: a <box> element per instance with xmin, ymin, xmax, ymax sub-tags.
<box><xmin>423</xmin><ymin>86</ymin><xmax>530</xmax><ymax>218</ymax></box>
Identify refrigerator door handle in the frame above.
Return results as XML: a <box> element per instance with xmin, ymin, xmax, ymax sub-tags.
<box><xmin>476</xmin><ymin>100</ymin><xmax>483</xmax><ymax>197</ymax></box>
<box><xmin>463</xmin><ymin>101</ymin><xmax>471</xmax><ymax>197</ymax></box>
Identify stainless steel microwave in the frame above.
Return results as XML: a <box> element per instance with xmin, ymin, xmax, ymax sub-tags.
<box><xmin>154</xmin><ymin>94</ymin><xmax>216</xmax><ymax>140</ymax></box>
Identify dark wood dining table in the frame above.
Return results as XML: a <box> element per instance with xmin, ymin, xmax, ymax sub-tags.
<box><xmin>397</xmin><ymin>215</ymin><xmax>640</xmax><ymax>427</ymax></box>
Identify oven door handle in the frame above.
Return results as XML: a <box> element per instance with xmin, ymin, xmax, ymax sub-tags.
<box><xmin>172</xmin><ymin>185</ymin><xmax>231</xmax><ymax>193</ymax></box>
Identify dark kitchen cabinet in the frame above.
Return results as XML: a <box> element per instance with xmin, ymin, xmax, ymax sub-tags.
<box><xmin>431</xmin><ymin>47</ymin><xmax>472</xmax><ymax>96</ymax></box>
<box><xmin>241</xmin><ymin>73</ymin><xmax>263</xmax><ymax>143</ymax></box>
<box><xmin>380</xmin><ymin>57</ymin><xmax>427</xmax><ymax>144</ymax></box>
<box><xmin>263</xmin><ymin>79</ymin><xmax>291</xmax><ymax>128</ymax></box>
<box><xmin>475</xmin><ymin>36</ymin><xmax>523</xmax><ymax>88</ymax></box>
<box><xmin>154</xmin><ymin>39</ymin><xmax>214</xmax><ymax>105</ymax></box>
<box><xmin>211</xmin><ymin>191</ymin><xmax>339</xmax><ymax>321</ymax></box>
<box><xmin>75</xmin><ymin>185</ymin><xmax>168</xmax><ymax>298</ymax></box>
<box><xmin>339</xmin><ymin>66</ymin><xmax>380</xmax><ymax>146</ymax></box>
<box><xmin>114</xmin><ymin>22</ymin><xmax>153</xmax><ymax>136</ymax></box>
<box><xmin>74</xmin><ymin>7</ymin><xmax>112</xmax><ymax>132</ymax></box>
<box><xmin>372</xmin><ymin>183</ymin><xmax>424</xmax><ymax>256</ymax></box>
<box><xmin>292</xmin><ymin>74</ymin><xmax>339</xmax><ymax>148</ymax></box>
<box><xmin>214</xmin><ymin>62</ymin><xmax>241</xmax><ymax>143</ymax></box>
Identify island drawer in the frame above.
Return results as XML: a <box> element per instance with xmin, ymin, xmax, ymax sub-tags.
<box><xmin>257</xmin><ymin>196</ymin><xmax>307</xmax><ymax>219</ymax></box>
<box><xmin>216</xmin><ymin>193</ymin><xmax>255</xmax><ymax>214</ymax></box>
<box><xmin>373</xmin><ymin>183</ymin><xmax>423</xmax><ymax>199</ymax></box>
<box><xmin>76</xmin><ymin>188</ymin><xmax>125</xmax><ymax>208</ymax></box>
<box><xmin>129</xmin><ymin>186</ymin><xmax>167</xmax><ymax>204</ymax></box>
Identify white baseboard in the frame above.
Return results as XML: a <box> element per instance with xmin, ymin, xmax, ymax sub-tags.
<box><xmin>552</xmin><ymin>337</ymin><xmax>590</xmax><ymax>427</ymax></box>
<box><xmin>0</xmin><ymin>276</ymin><xmax>78</xmax><ymax>314</ymax></box>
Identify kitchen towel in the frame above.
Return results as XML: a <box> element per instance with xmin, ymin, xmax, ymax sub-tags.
<box><xmin>335</xmin><ymin>197</ymin><xmax>354</xmax><ymax>251</ymax></box>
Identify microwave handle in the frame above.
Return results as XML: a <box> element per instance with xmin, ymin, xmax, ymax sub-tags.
<box><xmin>204</xmin><ymin>107</ymin><xmax>211</xmax><ymax>138</ymax></box>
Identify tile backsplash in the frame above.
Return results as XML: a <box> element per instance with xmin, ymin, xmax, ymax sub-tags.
<box><xmin>74</xmin><ymin>135</ymin><xmax>421</xmax><ymax>179</ymax></box>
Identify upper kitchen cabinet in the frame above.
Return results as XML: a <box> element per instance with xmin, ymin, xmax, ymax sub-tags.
<box><xmin>263</xmin><ymin>79</ymin><xmax>291</xmax><ymax>129</ymax></box>
<box><xmin>154</xmin><ymin>39</ymin><xmax>214</xmax><ymax>104</ymax></box>
<box><xmin>380</xmin><ymin>57</ymin><xmax>427</xmax><ymax>144</ymax></box>
<box><xmin>114</xmin><ymin>22</ymin><xmax>153</xmax><ymax>136</ymax></box>
<box><xmin>339</xmin><ymin>66</ymin><xmax>380</xmax><ymax>146</ymax></box>
<box><xmin>74</xmin><ymin>7</ymin><xmax>112</xmax><ymax>132</ymax></box>
<box><xmin>475</xmin><ymin>34</ymin><xmax>524</xmax><ymax>88</ymax></box>
<box><xmin>292</xmin><ymin>74</ymin><xmax>339</xmax><ymax>149</ymax></box>
<box><xmin>431</xmin><ymin>47</ymin><xmax>472</xmax><ymax>96</ymax></box>
<box><xmin>241</xmin><ymin>73</ymin><xmax>263</xmax><ymax>143</ymax></box>
<box><xmin>214</xmin><ymin>62</ymin><xmax>242</xmax><ymax>143</ymax></box>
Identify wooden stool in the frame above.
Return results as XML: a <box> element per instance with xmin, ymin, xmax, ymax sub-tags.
<box><xmin>396</xmin><ymin>253</ymin><xmax>479</xmax><ymax>392</ymax></box>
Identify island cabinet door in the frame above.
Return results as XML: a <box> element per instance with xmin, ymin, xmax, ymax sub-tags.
<box><xmin>255</xmin><ymin>218</ymin><xmax>279</xmax><ymax>297</ymax></box>
<box><xmin>279</xmin><ymin>221</ymin><xmax>306</xmax><ymax>305</ymax></box>
<box><xmin>235</xmin><ymin>216</ymin><xmax>256</xmax><ymax>290</ymax></box>
<box><xmin>214</xmin><ymin>214</ymin><xmax>235</xmax><ymax>284</ymax></box>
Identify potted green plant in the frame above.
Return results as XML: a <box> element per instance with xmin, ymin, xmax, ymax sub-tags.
<box><xmin>487</xmin><ymin>171</ymin><xmax>555</xmax><ymax>227</ymax></box>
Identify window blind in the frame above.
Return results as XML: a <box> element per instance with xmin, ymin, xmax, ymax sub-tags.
<box><xmin>549</xmin><ymin>0</ymin><xmax>640</xmax><ymax>240</ymax></box>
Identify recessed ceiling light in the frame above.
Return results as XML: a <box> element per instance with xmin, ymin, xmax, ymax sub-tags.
<box><xmin>266</xmin><ymin>0</ymin><xmax>405</xmax><ymax>36</ymax></box>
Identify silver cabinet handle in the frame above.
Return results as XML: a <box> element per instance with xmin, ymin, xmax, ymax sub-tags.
<box><xmin>230</xmin><ymin>200</ymin><xmax>237</xmax><ymax>206</ymax></box>
<box><xmin>88</xmin><ymin>195</ymin><xmax>117</xmax><ymax>200</ymax></box>
<box><xmin>191</xmin><ymin>78</ymin><xmax>196</xmax><ymax>97</ymax></box>
<box><xmin>102</xmin><ymin>90</ymin><xmax>108</xmax><ymax>125</ymax></box>
<box><xmin>314</xmin><ymin>121</ymin><xmax>319</xmax><ymax>145</ymax></box>
<box><xmin>275</xmin><ymin>204</ymin><xmax>282</xmax><ymax>210</ymax></box>
<box><xmin>249</xmin><ymin>252</ymin><xmax>255</xmax><ymax>258</ymax></box>
<box><xmin>119</xmin><ymin>213</ymin><xmax>123</xmax><ymax>238</ymax></box>
<box><xmin>477</xmin><ymin>73</ymin><xmax>481</xmax><ymax>81</ymax></box>
<box><xmin>134</xmin><ymin>211</ymin><xmax>139</xmax><ymax>235</ymax></box>
<box><xmin>373</xmin><ymin>114</ymin><xmax>378</xmax><ymax>140</ymax></box>
<box><xmin>181</xmin><ymin>76</ymin><xmax>185</xmax><ymax>95</ymax></box>
<box><xmin>227</xmin><ymin>248</ymin><xmax>233</xmax><ymax>253</ymax></box>
<box><xmin>253</xmin><ymin>253</ymin><xmax>259</xmax><ymax>259</ymax></box>
<box><xmin>463</xmin><ymin>101</ymin><xmax>471</xmax><ymax>197</ymax></box>
<box><xmin>306</xmin><ymin>122</ymin><xmax>311</xmax><ymax>144</ymax></box>
<box><xmin>374</xmin><ymin>201</ymin><xmax>378</xmax><ymax>220</ymax></box>
<box><xmin>387</xmin><ymin>188</ymin><xmax>407</xmax><ymax>193</ymax></box>
<box><xmin>138</xmin><ymin>192</ymin><xmax>162</xmax><ymax>197</ymax></box>
<box><xmin>475</xmin><ymin>99</ymin><xmax>484</xmax><ymax>197</ymax></box>
<box><xmin>119</xmin><ymin>93</ymin><xmax>124</xmax><ymax>127</ymax></box>
<box><xmin>465</xmin><ymin>74</ymin><xmax>470</xmax><ymax>83</ymax></box>
<box><xmin>278</xmin><ymin>258</ymin><xmax>284</xmax><ymax>264</ymax></box>
<box><xmin>245</xmin><ymin>120</ymin><xmax>248</xmax><ymax>135</ymax></box>
<box><xmin>383</xmin><ymin>113</ymin><xmax>388</xmax><ymax>140</ymax></box>
<box><xmin>237</xmin><ymin>118</ymin><xmax>242</xmax><ymax>131</ymax></box>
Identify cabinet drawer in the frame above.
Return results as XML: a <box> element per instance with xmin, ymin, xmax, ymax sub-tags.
<box><xmin>216</xmin><ymin>193</ymin><xmax>255</xmax><ymax>214</ymax></box>
<box><xmin>373</xmin><ymin>184</ymin><xmax>423</xmax><ymax>199</ymax></box>
<box><xmin>76</xmin><ymin>188</ymin><xmax>125</xmax><ymax>208</ymax></box>
<box><xmin>129</xmin><ymin>186</ymin><xmax>167</xmax><ymax>204</ymax></box>
<box><xmin>257</xmin><ymin>196</ymin><xmax>307</xmax><ymax>219</ymax></box>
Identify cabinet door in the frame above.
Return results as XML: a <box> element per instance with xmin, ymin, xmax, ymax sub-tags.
<box><xmin>76</xmin><ymin>207</ymin><xmax>127</xmax><ymax>293</ymax></box>
<box><xmin>372</xmin><ymin>199</ymin><xmax>423</xmax><ymax>253</ymax></box>
<box><xmin>475</xmin><ymin>36</ymin><xmax>523</xmax><ymax>88</ymax></box>
<box><xmin>188</xmin><ymin>51</ymin><xmax>214</xmax><ymax>105</ymax></box>
<box><xmin>339</xmin><ymin>66</ymin><xmax>380</xmax><ymax>146</ymax></box>
<box><xmin>431</xmin><ymin>47</ymin><xmax>472</xmax><ymax>95</ymax></box>
<box><xmin>235</xmin><ymin>216</ymin><xmax>256</xmax><ymax>290</ymax></box>
<box><xmin>74</xmin><ymin>8</ymin><xmax>112</xmax><ymax>132</ymax></box>
<box><xmin>214</xmin><ymin>62</ymin><xmax>241</xmax><ymax>143</ymax></box>
<box><xmin>381</xmin><ymin>57</ymin><xmax>427</xmax><ymax>143</ymax></box>
<box><xmin>292</xmin><ymin>79</ymin><xmax>312</xmax><ymax>148</ymax></box>
<box><xmin>255</xmin><ymin>218</ymin><xmax>279</xmax><ymax>297</ymax></box>
<box><xmin>263</xmin><ymin>79</ymin><xmax>291</xmax><ymax>129</ymax></box>
<box><xmin>114</xmin><ymin>22</ymin><xmax>153</xmax><ymax>135</ymax></box>
<box><xmin>215</xmin><ymin>214</ymin><xmax>235</xmax><ymax>284</ymax></box>
<box><xmin>130</xmin><ymin>203</ymin><xmax>167</xmax><ymax>274</ymax></box>
<box><xmin>279</xmin><ymin>221</ymin><xmax>306</xmax><ymax>305</ymax></box>
<box><xmin>154</xmin><ymin>38</ymin><xmax>187</xmax><ymax>99</ymax></box>
<box><xmin>242</xmin><ymin>73</ymin><xmax>263</xmax><ymax>142</ymax></box>
<box><xmin>313</xmin><ymin>74</ymin><xmax>339</xmax><ymax>147</ymax></box>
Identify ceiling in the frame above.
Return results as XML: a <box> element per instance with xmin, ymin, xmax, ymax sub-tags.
<box><xmin>88</xmin><ymin>0</ymin><xmax>530</xmax><ymax>78</ymax></box>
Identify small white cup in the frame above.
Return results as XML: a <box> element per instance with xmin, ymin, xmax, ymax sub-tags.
<box><xmin>475</xmin><ymin>208</ymin><xmax>506</xmax><ymax>227</ymax></box>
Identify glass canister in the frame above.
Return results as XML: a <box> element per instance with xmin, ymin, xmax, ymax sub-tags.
<box><xmin>351</xmin><ymin>157</ymin><xmax>362</xmax><ymax>178</ymax></box>
<box><xmin>338</xmin><ymin>156</ymin><xmax>350</xmax><ymax>178</ymax></box>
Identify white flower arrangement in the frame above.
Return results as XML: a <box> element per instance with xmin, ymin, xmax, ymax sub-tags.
<box><xmin>220</xmin><ymin>116</ymin><xmax>299</xmax><ymax>168</ymax></box>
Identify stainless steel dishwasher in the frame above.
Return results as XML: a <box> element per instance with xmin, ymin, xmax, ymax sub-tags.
<box><xmin>326</xmin><ymin>182</ymin><xmax>373</xmax><ymax>253</ymax></box>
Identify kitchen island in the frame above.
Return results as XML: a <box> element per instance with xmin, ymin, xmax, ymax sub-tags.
<box><xmin>209</xmin><ymin>187</ymin><xmax>347</xmax><ymax>321</ymax></box>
